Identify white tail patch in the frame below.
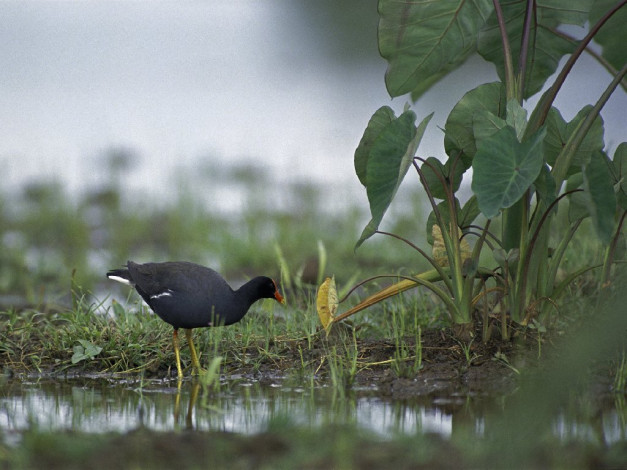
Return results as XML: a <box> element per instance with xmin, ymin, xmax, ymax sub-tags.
<box><xmin>150</xmin><ymin>290</ymin><xmax>174</xmax><ymax>300</ymax></box>
<box><xmin>107</xmin><ymin>275</ymin><xmax>133</xmax><ymax>286</ymax></box>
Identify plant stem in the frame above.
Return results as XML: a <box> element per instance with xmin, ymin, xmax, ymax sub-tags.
<box><xmin>517</xmin><ymin>0</ymin><xmax>536</xmax><ymax>100</ymax></box>
<box><xmin>602</xmin><ymin>210</ymin><xmax>627</xmax><ymax>286</ymax></box>
<box><xmin>550</xmin><ymin>27</ymin><xmax>627</xmax><ymax>91</ymax></box>
<box><xmin>528</xmin><ymin>0</ymin><xmax>627</xmax><ymax>133</ymax></box>
<box><xmin>517</xmin><ymin>191</ymin><xmax>582</xmax><ymax>320</ymax></box>
<box><xmin>492</xmin><ymin>0</ymin><xmax>517</xmax><ymax>100</ymax></box>
<box><xmin>552</xmin><ymin>61</ymin><xmax>627</xmax><ymax>186</ymax></box>
<box><xmin>375</xmin><ymin>230</ymin><xmax>453</xmax><ymax>292</ymax></box>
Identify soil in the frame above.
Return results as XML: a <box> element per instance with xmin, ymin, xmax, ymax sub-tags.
<box><xmin>14</xmin><ymin>324</ymin><xmax>531</xmax><ymax>398</ymax></box>
<box><xmin>225</xmin><ymin>326</ymin><xmax>525</xmax><ymax>399</ymax></box>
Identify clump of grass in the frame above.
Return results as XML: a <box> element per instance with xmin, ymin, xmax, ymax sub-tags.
<box><xmin>0</xmin><ymin>297</ymin><xmax>174</xmax><ymax>376</ymax></box>
<box><xmin>614</xmin><ymin>351</ymin><xmax>627</xmax><ymax>394</ymax></box>
<box><xmin>392</xmin><ymin>326</ymin><xmax>422</xmax><ymax>379</ymax></box>
<box><xmin>325</xmin><ymin>330</ymin><xmax>359</xmax><ymax>394</ymax></box>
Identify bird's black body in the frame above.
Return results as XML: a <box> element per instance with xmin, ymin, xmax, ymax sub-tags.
<box><xmin>107</xmin><ymin>260</ymin><xmax>283</xmax><ymax>378</ymax></box>
<box><xmin>107</xmin><ymin>261</ymin><xmax>281</xmax><ymax>330</ymax></box>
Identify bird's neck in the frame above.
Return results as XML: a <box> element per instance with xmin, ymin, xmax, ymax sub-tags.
<box><xmin>234</xmin><ymin>280</ymin><xmax>263</xmax><ymax>307</ymax></box>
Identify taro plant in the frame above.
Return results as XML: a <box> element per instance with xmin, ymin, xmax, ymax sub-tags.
<box><xmin>317</xmin><ymin>0</ymin><xmax>626</xmax><ymax>341</ymax></box>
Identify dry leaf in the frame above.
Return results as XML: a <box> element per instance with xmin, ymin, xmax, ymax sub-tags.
<box><xmin>432</xmin><ymin>224</ymin><xmax>449</xmax><ymax>266</ymax></box>
<box><xmin>316</xmin><ymin>276</ymin><xmax>338</xmax><ymax>331</ymax></box>
<box><xmin>432</xmin><ymin>224</ymin><xmax>472</xmax><ymax>267</ymax></box>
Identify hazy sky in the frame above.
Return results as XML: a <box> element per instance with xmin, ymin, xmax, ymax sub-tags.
<box><xmin>1</xmin><ymin>1</ymin><xmax>625</xmax><ymax>208</ymax></box>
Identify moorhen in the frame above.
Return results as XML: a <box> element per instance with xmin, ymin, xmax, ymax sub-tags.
<box><xmin>107</xmin><ymin>261</ymin><xmax>284</xmax><ymax>378</ymax></box>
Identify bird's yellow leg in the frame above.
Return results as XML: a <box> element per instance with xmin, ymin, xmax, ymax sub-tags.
<box><xmin>174</xmin><ymin>378</ymin><xmax>182</xmax><ymax>423</ymax></box>
<box><xmin>173</xmin><ymin>329</ymin><xmax>184</xmax><ymax>379</ymax></box>
<box><xmin>185</xmin><ymin>329</ymin><xmax>204</xmax><ymax>375</ymax></box>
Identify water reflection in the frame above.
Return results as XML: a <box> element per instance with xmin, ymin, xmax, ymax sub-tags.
<box><xmin>1</xmin><ymin>376</ymin><xmax>625</xmax><ymax>446</ymax></box>
<box><xmin>0</xmin><ymin>377</ymin><xmax>454</xmax><ymax>437</ymax></box>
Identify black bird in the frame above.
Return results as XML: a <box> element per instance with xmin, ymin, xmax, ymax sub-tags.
<box><xmin>107</xmin><ymin>260</ymin><xmax>284</xmax><ymax>378</ymax></box>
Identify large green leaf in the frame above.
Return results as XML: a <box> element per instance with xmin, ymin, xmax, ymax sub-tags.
<box><xmin>540</xmin><ymin>0</ymin><xmax>594</xmax><ymax>24</ymax></box>
<box><xmin>473</xmin><ymin>109</ymin><xmax>507</xmax><ymax>147</ymax></box>
<box><xmin>473</xmin><ymin>100</ymin><xmax>528</xmax><ymax>149</ymax></box>
<box><xmin>589</xmin><ymin>0</ymin><xmax>627</xmax><ymax>81</ymax></box>
<box><xmin>566</xmin><ymin>173</ymin><xmax>589</xmax><ymax>222</ymax></box>
<box><xmin>444</xmin><ymin>82</ymin><xmax>507</xmax><ymax>167</ymax></box>
<box><xmin>425</xmin><ymin>196</ymin><xmax>480</xmax><ymax>245</ymax></box>
<box><xmin>378</xmin><ymin>0</ymin><xmax>493</xmax><ymax>98</ymax></box>
<box><xmin>356</xmin><ymin>112</ymin><xmax>434</xmax><ymax>249</ymax></box>
<box><xmin>544</xmin><ymin>106</ymin><xmax>605</xmax><ymax>175</ymax></box>
<box><xmin>354</xmin><ymin>106</ymin><xmax>397</xmax><ymax>186</ymax></box>
<box><xmin>472</xmin><ymin>126</ymin><xmax>547</xmax><ymax>219</ymax></box>
<box><xmin>477</xmin><ymin>0</ymin><xmax>594</xmax><ymax>98</ymax></box>
<box><xmin>420</xmin><ymin>156</ymin><xmax>464</xmax><ymax>200</ymax></box>
<box><xmin>583</xmin><ymin>151</ymin><xmax>617</xmax><ymax>244</ymax></box>
<box><xmin>459</xmin><ymin>195</ymin><xmax>481</xmax><ymax>229</ymax></box>
<box><xmin>506</xmin><ymin>100</ymin><xmax>528</xmax><ymax>140</ymax></box>
<box><xmin>610</xmin><ymin>143</ymin><xmax>627</xmax><ymax>210</ymax></box>
<box><xmin>534</xmin><ymin>164</ymin><xmax>557</xmax><ymax>207</ymax></box>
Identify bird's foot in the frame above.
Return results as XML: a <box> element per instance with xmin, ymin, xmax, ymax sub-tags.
<box><xmin>191</xmin><ymin>367</ymin><xmax>207</xmax><ymax>377</ymax></box>
<box><xmin>183</xmin><ymin>364</ymin><xmax>207</xmax><ymax>377</ymax></box>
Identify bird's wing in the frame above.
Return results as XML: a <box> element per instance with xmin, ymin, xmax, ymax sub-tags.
<box><xmin>127</xmin><ymin>261</ymin><xmax>232</xmax><ymax>297</ymax></box>
<box><xmin>126</xmin><ymin>262</ymin><xmax>166</xmax><ymax>296</ymax></box>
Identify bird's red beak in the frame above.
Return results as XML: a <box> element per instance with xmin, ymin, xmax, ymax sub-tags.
<box><xmin>273</xmin><ymin>280</ymin><xmax>285</xmax><ymax>304</ymax></box>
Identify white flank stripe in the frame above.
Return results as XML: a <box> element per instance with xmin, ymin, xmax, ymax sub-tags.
<box><xmin>150</xmin><ymin>290</ymin><xmax>173</xmax><ymax>300</ymax></box>
<box><xmin>107</xmin><ymin>275</ymin><xmax>133</xmax><ymax>286</ymax></box>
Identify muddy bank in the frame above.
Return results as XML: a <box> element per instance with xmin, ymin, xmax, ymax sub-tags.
<box><xmin>229</xmin><ymin>327</ymin><xmax>525</xmax><ymax>399</ymax></box>
<box><xmin>3</xmin><ymin>326</ymin><xmax>540</xmax><ymax>399</ymax></box>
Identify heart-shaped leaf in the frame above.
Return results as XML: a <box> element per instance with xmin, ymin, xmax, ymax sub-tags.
<box><xmin>588</xmin><ymin>0</ymin><xmax>627</xmax><ymax>75</ymax></box>
<box><xmin>545</xmin><ymin>106</ymin><xmax>604</xmax><ymax>175</ymax></box>
<box><xmin>356</xmin><ymin>112</ymin><xmax>433</xmax><ymax>249</ymax></box>
<box><xmin>354</xmin><ymin>106</ymin><xmax>396</xmax><ymax>186</ymax></box>
<box><xmin>478</xmin><ymin>0</ymin><xmax>593</xmax><ymax>98</ymax></box>
<box><xmin>472</xmin><ymin>126</ymin><xmax>547</xmax><ymax>219</ymax></box>
<box><xmin>610</xmin><ymin>143</ymin><xmax>627</xmax><ymax>210</ymax></box>
<box><xmin>378</xmin><ymin>0</ymin><xmax>493</xmax><ymax>98</ymax></box>
<box><xmin>583</xmin><ymin>151</ymin><xmax>616</xmax><ymax>244</ymax></box>
<box><xmin>71</xmin><ymin>340</ymin><xmax>103</xmax><ymax>364</ymax></box>
<box><xmin>444</xmin><ymin>82</ymin><xmax>507</xmax><ymax>168</ymax></box>
<box><xmin>459</xmin><ymin>196</ymin><xmax>481</xmax><ymax>229</ymax></box>
<box><xmin>420</xmin><ymin>156</ymin><xmax>464</xmax><ymax>200</ymax></box>
<box><xmin>566</xmin><ymin>173</ymin><xmax>588</xmax><ymax>222</ymax></box>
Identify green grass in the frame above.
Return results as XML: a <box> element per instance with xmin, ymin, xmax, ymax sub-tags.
<box><xmin>0</xmin><ymin>169</ymin><xmax>623</xmax><ymax>379</ymax></box>
<box><xmin>0</xmin><ymin>170</ymin><xmax>429</xmax><ymax>304</ymax></box>
<box><xmin>2</xmin><ymin>167</ymin><xmax>627</xmax><ymax>468</ymax></box>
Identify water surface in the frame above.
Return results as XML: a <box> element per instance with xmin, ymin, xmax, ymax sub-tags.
<box><xmin>2</xmin><ymin>376</ymin><xmax>625</xmax><ymax>446</ymax></box>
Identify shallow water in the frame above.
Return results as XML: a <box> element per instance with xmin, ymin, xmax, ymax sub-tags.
<box><xmin>0</xmin><ymin>376</ymin><xmax>457</xmax><ymax>438</ymax></box>
<box><xmin>1</xmin><ymin>375</ymin><xmax>625</xmax><ymax>446</ymax></box>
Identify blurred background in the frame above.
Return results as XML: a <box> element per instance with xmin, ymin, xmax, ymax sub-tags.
<box><xmin>1</xmin><ymin>1</ymin><xmax>625</xmax><ymax>304</ymax></box>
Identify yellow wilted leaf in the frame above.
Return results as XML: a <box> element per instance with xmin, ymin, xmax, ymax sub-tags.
<box><xmin>432</xmin><ymin>224</ymin><xmax>472</xmax><ymax>267</ymax></box>
<box><xmin>316</xmin><ymin>276</ymin><xmax>338</xmax><ymax>331</ymax></box>
<box><xmin>432</xmin><ymin>224</ymin><xmax>448</xmax><ymax>266</ymax></box>
<box><xmin>460</xmin><ymin>230</ymin><xmax>472</xmax><ymax>263</ymax></box>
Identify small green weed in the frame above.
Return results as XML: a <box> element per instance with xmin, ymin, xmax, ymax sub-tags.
<box><xmin>390</xmin><ymin>303</ymin><xmax>423</xmax><ymax>378</ymax></box>
<box><xmin>325</xmin><ymin>331</ymin><xmax>359</xmax><ymax>394</ymax></box>
<box><xmin>614</xmin><ymin>350</ymin><xmax>627</xmax><ymax>394</ymax></box>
